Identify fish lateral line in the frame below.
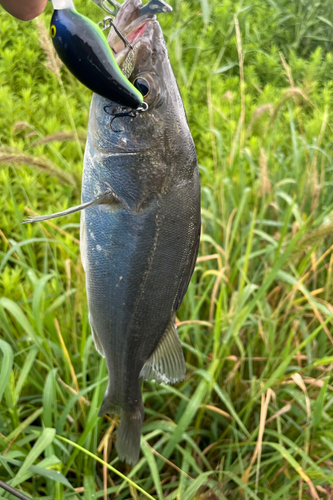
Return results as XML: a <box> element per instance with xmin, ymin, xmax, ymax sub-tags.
<box><xmin>22</xmin><ymin>190</ymin><xmax>119</xmax><ymax>224</ymax></box>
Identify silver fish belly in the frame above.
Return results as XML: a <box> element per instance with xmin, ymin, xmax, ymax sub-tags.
<box><xmin>81</xmin><ymin>0</ymin><xmax>201</xmax><ymax>465</ymax></box>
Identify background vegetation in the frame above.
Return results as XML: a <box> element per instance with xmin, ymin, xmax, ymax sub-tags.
<box><xmin>1</xmin><ymin>0</ymin><xmax>333</xmax><ymax>498</ymax></box>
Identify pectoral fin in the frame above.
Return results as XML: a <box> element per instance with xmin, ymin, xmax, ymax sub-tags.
<box><xmin>140</xmin><ymin>315</ymin><xmax>185</xmax><ymax>385</ymax></box>
<box><xmin>80</xmin><ymin>210</ymin><xmax>87</xmax><ymax>270</ymax></box>
<box><xmin>22</xmin><ymin>191</ymin><xmax>118</xmax><ymax>224</ymax></box>
<box><xmin>89</xmin><ymin>313</ymin><xmax>105</xmax><ymax>357</ymax></box>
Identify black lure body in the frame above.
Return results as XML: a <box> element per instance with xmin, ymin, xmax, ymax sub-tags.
<box><xmin>51</xmin><ymin>8</ymin><xmax>143</xmax><ymax>108</ymax></box>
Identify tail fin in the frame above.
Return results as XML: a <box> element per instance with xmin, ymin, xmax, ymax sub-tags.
<box><xmin>98</xmin><ymin>393</ymin><xmax>144</xmax><ymax>466</ymax></box>
<box><xmin>116</xmin><ymin>403</ymin><xmax>144</xmax><ymax>465</ymax></box>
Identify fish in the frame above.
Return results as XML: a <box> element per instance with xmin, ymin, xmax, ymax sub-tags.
<box><xmin>82</xmin><ymin>0</ymin><xmax>200</xmax><ymax>464</ymax></box>
<box><xmin>24</xmin><ymin>0</ymin><xmax>201</xmax><ymax>465</ymax></box>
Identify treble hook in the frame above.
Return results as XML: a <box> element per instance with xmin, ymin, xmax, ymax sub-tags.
<box><xmin>104</xmin><ymin>102</ymin><xmax>149</xmax><ymax>132</ymax></box>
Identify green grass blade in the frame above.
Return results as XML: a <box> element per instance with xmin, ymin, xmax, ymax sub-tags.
<box><xmin>0</xmin><ymin>339</ymin><xmax>13</xmax><ymax>403</ymax></box>
<box><xmin>13</xmin><ymin>345</ymin><xmax>39</xmax><ymax>405</ymax></box>
<box><xmin>141</xmin><ymin>441</ymin><xmax>164</xmax><ymax>500</ymax></box>
<box><xmin>55</xmin><ymin>435</ymin><xmax>156</xmax><ymax>500</ymax></box>
<box><xmin>11</xmin><ymin>428</ymin><xmax>56</xmax><ymax>487</ymax></box>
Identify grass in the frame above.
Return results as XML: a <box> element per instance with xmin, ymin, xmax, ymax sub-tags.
<box><xmin>1</xmin><ymin>0</ymin><xmax>333</xmax><ymax>498</ymax></box>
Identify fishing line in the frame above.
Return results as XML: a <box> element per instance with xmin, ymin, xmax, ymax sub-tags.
<box><xmin>98</xmin><ymin>16</ymin><xmax>133</xmax><ymax>48</ymax></box>
<box><xmin>0</xmin><ymin>480</ymin><xmax>33</xmax><ymax>500</ymax></box>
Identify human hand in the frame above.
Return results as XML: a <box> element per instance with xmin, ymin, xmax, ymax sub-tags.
<box><xmin>0</xmin><ymin>0</ymin><xmax>48</xmax><ymax>20</ymax></box>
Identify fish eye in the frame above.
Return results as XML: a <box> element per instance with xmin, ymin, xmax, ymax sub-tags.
<box><xmin>133</xmin><ymin>77</ymin><xmax>150</xmax><ymax>98</ymax></box>
<box><xmin>51</xmin><ymin>25</ymin><xmax>56</xmax><ymax>38</ymax></box>
<box><xmin>132</xmin><ymin>73</ymin><xmax>160</xmax><ymax>106</ymax></box>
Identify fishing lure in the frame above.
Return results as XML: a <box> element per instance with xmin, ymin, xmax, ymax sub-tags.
<box><xmin>49</xmin><ymin>0</ymin><xmax>143</xmax><ymax>108</ymax></box>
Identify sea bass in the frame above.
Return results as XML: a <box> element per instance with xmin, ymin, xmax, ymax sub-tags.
<box><xmin>25</xmin><ymin>0</ymin><xmax>201</xmax><ymax>465</ymax></box>
<box><xmin>81</xmin><ymin>0</ymin><xmax>200</xmax><ymax>465</ymax></box>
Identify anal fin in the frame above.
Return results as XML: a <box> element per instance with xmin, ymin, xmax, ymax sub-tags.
<box><xmin>140</xmin><ymin>315</ymin><xmax>185</xmax><ymax>385</ymax></box>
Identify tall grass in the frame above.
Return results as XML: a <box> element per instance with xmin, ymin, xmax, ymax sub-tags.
<box><xmin>1</xmin><ymin>0</ymin><xmax>333</xmax><ymax>498</ymax></box>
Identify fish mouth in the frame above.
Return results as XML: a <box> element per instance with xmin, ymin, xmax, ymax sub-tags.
<box><xmin>113</xmin><ymin>18</ymin><xmax>152</xmax><ymax>55</ymax></box>
<box><xmin>107</xmin><ymin>0</ymin><xmax>168</xmax><ymax>68</ymax></box>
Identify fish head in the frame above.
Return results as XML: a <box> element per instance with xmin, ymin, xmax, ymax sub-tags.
<box><xmin>98</xmin><ymin>0</ymin><xmax>188</xmax><ymax>146</ymax></box>
<box><xmin>109</xmin><ymin>0</ymin><xmax>173</xmax><ymax>106</ymax></box>
<box><xmin>88</xmin><ymin>0</ymin><xmax>195</xmax><ymax>162</ymax></box>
